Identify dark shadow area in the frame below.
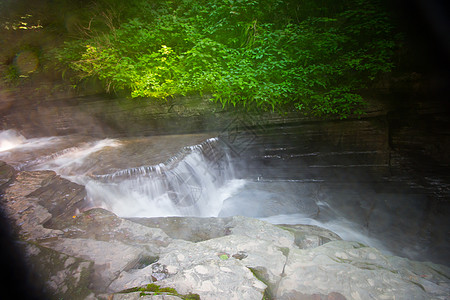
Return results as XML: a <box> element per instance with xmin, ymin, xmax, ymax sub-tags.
<box><xmin>0</xmin><ymin>207</ymin><xmax>49</xmax><ymax>300</ymax></box>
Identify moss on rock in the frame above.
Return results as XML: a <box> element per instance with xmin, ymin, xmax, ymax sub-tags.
<box><xmin>119</xmin><ymin>283</ymin><xmax>200</xmax><ymax>299</ymax></box>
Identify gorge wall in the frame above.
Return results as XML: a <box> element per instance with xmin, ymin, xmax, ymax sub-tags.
<box><xmin>1</xmin><ymin>77</ymin><xmax>449</xmax><ymax>204</ymax></box>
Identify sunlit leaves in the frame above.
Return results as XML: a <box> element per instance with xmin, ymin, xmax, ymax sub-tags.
<box><xmin>56</xmin><ymin>0</ymin><xmax>399</xmax><ymax>118</ymax></box>
<box><xmin>1</xmin><ymin>14</ymin><xmax>43</xmax><ymax>31</ymax></box>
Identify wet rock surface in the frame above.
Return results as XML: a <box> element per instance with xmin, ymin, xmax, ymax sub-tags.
<box><xmin>127</xmin><ymin>216</ymin><xmax>234</xmax><ymax>242</ymax></box>
<box><xmin>1</xmin><ymin>162</ymin><xmax>450</xmax><ymax>299</ymax></box>
<box><xmin>0</xmin><ymin>160</ymin><xmax>16</xmax><ymax>189</ymax></box>
<box><xmin>1</xmin><ymin>169</ymin><xmax>89</xmax><ymax>241</ymax></box>
<box><xmin>23</xmin><ymin>241</ymin><xmax>94</xmax><ymax>299</ymax></box>
<box><xmin>278</xmin><ymin>240</ymin><xmax>450</xmax><ymax>300</ymax></box>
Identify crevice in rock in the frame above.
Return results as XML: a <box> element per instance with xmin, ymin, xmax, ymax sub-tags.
<box><xmin>407</xmin><ymin>280</ymin><xmax>426</xmax><ymax>292</ymax></box>
<box><xmin>430</xmin><ymin>267</ymin><xmax>450</xmax><ymax>280</ymax></box>
<box><xmin>273</xmin><ymin>246</ymin><xmax>290</xmax><ymax>299</ymax></box>
<box><xmin>277</xmin><ymin>224</ymin><xmax>341</xmax><ymax>249</ymax></box>
<box><xmin>248</xmin><ymin>267</ymin><xmax>274</xmax><ymax>300</ymax></box>
<box><xmin>131</xmin><ymin>255</ymin><xmax>159</xmax><ymax>270</ymax></box>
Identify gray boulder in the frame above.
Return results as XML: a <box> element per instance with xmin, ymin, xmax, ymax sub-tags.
<box><xmin>59</xmin><ymin>208</ymin><xmax>172</xmax><ymax>256</ymax></box>
<box><xmin>110</xmin><ymin>217</ymin><xmax>450</xmax><ymax>300</ymax></box>
<box><xmin>111</xmin><ymin>238</ymin><xmax>267</xmax><ymax>300</ymax></box>
<box><xmin>41</xmin><ymin>238</ymin><xmax>146</xmax><ymax>292</ymax></box>
<box><xmin>1</xmin><ymin>170</ymin><xmax>65</xmax><ymax>240</ymax></box>
<box><xmin>40</xmin><ymin>208</ymin><xmax>173</xmax><ymax>293</ymax></box>
<box><xmin>277</xmin><ymin>240</ymin><xmax>450</xmax><ymax>300</ymax></box>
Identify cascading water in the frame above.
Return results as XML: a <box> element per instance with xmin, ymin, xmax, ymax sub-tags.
<box><xmin>0</xmin><ymin>131</ymin><xmax>245</xmax><ymax>218</ymax></box>
<box><xmin>1</xmin><ymin>129</ymin><xmax>448</xmax><ymax>265</ymax></box>
<box><xmin>0</xmin><ymin>129</ymin><xmax>63</xmax><ymax>153</ymax></box>
<box><xmin>81</xmin><ymin>138</ymin><xmax>245</xmax><ymax>217</ymax></box>
<box><xmin>0</xmin><ymin>130</ymin><xmax>387</xmax><ymax>249</ymax></box>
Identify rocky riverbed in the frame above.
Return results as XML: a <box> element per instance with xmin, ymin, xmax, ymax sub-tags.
<box><xmin>1</xmin><ymin>161</ymin><xmax>449</xmax><ymax>300</ymax></box>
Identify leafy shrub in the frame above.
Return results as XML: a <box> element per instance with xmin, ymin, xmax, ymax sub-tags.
<box><xmin>56</xmin><ymin>0</ymin><xmax>400</xmax><ymax>118</ymax></box>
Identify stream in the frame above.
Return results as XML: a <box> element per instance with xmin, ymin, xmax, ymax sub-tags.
<box><xmin>0</xmin><ymin>128</ymin><xmax>448</xmax><ymax>266</ymax></box>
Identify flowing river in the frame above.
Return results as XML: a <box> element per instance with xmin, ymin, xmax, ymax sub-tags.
<box><xmin>0</xmin><ymin>129</ymin><xmax>448</xmax><ymax>266</ymax></box>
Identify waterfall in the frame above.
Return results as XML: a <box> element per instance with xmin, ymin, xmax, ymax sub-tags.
<box><xmin>2</xmin><ymin>129</ymin><xmax>446</xmax><ymax>263</ymax></box>
<box><xmin>1</xmin><ymin>131</ymin><xmax>244</xmax><ymax>218</ymax></box>
<box><xmin>82</xmin><ymin>138</ymin><xmax>243</xmax><ymax>217</ymax></box>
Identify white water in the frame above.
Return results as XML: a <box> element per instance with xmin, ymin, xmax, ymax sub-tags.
<box><xmin>0</xmin><ymin>131</ymin><xmax>244</xmax><ymax>218</ymax></box>
<box><xmin>0</xmin><ymin>129</ymin><xmax>26</xmax><ymax>151</ymax></box>
<box><xmin>0</xmin><ymin>129</ymin><xmax>61</xmax><ymax>152</ymax></box>
<box><xmin>27</xmin><ymin>139</ymin><xmax>122</xmax><ymax>177</ymax></box>
<box><xmin>82</xmin><ymin>148</ymin><xmax>246</xmax><ymax>217</ymax></box>
<box><xmin>0</xmin><ymin>129</ymin><xmax>435</xmax><ymax>261</ymax></box>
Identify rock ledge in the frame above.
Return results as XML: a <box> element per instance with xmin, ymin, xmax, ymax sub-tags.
<box><xmin>1</xmin><ymin>163</ymin><xmax>449</xmax><ymax>300</ymax></box>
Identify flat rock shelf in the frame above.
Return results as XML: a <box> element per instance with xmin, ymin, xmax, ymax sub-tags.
<box><xmin>1</xmin><ymin>162</ymin><xmax>449</xmax><ymax>300</ymax></box>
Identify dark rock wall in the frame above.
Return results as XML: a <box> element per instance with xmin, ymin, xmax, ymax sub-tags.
<box><xmin>0</xmin><ymin>92</ymin><xmax>228</xmax><ymax>137</ymax></box>
<box><xmin>0</xmin><ymin>83</ymin><xmax>449</xmax><ymax>203</ymax></box>
<box><xmin>231</xmin><ymin>116</ymin><xmax>391</xmax><ymax>182</ymax></box>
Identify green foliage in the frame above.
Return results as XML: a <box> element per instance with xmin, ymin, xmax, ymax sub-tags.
<box><xmin>56</xmin><ymin>0</ymin><xmax>400</xmax><ymax>118</ymax></box>
<box><xmin>219</xmin><ymin>253</ymin><xmax>229</xmax><ymax>260</ymax></box>
<box><xmin>120</xmin><ymin>283</ymin><xmax>200</xmax><ymax>299</ymax></box>
<box><xmin>2</xmin><ymin>63</ymin><xmax>20</xmax><ymax>83</ymax></box>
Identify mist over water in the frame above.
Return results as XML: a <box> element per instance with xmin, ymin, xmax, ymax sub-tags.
<box><xmin>0</xmin><ymin>130</ymin><xmax>26</xmax><ymax>151</ymax></box>
<box><xmin>0</xmin><ymin>131</ymin><xmax>243</xmax><ymax>218</ymax></box>
<box><xmin>0</xmin><ymin>129</ymin><xmax>447</xmax><ymax>264</ymax></box>
<box><xmin>83</xmin><ymin>145</ymin><xmax>244</xmax><ymax>218</ymax></box>
<box><xmin>0</xmin><ymin>129</ymin><xmax>63</xmax><ymax>153</ymax></box>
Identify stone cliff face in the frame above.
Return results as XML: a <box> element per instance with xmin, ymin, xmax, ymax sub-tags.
<box><xmin>1</xmin><ymin>79</ymin><xmax>448</xmax><ymax>163</ymax></box>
